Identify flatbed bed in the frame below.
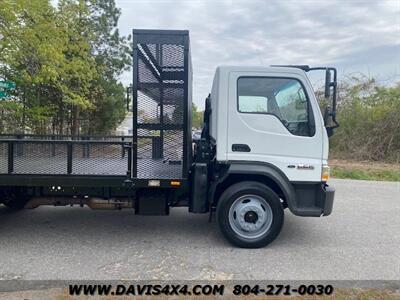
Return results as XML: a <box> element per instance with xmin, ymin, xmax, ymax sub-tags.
<box><xmin>0</xmin><ymin>137</ymin><xmax>182</xmax><ymax>178</ymax></box>
<box><xmin>0</xmin><ymin>156</ymin><xmax>181</xmax><ymax>178</ymax></box>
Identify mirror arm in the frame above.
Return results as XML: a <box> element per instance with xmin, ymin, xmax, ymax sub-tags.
<box><xmin>273</xmin><ymin>66</ymin><xmax>340</xmax><ymax>131</ymax></box>
<box><xmin>324</xmin><ymin>68</ymin><xmax>331</xmax><ymax>98</ymax></box>
<box><xmin>330</xmin><ymin>69</ymin><xmax>339</xmax><ymax>129</ymax></box>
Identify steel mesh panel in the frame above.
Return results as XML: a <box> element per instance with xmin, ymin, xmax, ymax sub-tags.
<box><xmin>162</xmin><ymin>44</ymin><xmax>184</xmax><ymax>67</ymax></box>
<box><xmin>134</xmin><ymin>31</ymin><xmax>189</xmax><ymax>179</ymax></box>
<box><xmin>136</xmin><ymin>129</ymin><xmax>182</xmax><ymax>179</ymax></box>
<box><xmin>164</xmin><ymin>130</ymin><xmax>183</xmax><ymax>162</ymax></box>
<box><xmin>163</xmin><ymin>87</ymin><xmax>184</xmax><ymax>125</ymax></box>
<box><xmin>137</xmin><ymin>137</ymin><xmax>154</xmax><ymax>159</ymax></box>
<box><xmin>137</xmin><ymin>129</ymin><xmax>162</xmax><ymax>178</ymax></box>
<box><xmin>14</xmin><ymin>142</ymin><xmax>68</xmax><ymax>174</ymax></box>
<box><xmin>136</xmin><ymin>158</ymin><xmax>182</xmax><ymax>179</ymax></box>
<box><xmin>72</xmin><ymin>143</ymin><xmax>127</xmax><ymax>175</ymax></box>
<box><xmin>137</xmin><ymin>89</ymin><xmax>160</xmax><ymax>124</ymax></box>
<box><xmin>147</xmin><ymin>44</ymin><xmax>157</xmax><ymax>58</ymax></box>
<box><xmin>137</xmin><ymin>129</ymin><xmax>160</xmax><ymax>159</ymax></box>
<box><xmin>0</xmin><ymin>135</ymin><xmax>132</xmax><ymax>141</ymax></box>
<box><xmin>138</xmin><ymin>57</ymin><xmax>159</xmax><ymax>83</ymax></box>
<box><xmin>0</xmin><ymin>142</ymin><xmax>7</xmax><ymax>174</ymax></box>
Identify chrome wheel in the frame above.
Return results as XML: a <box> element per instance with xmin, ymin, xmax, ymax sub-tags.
<box><xmin>228</xmin><ymin>194</ymin><xmax>273</xmax><ymax>240</ymax></box>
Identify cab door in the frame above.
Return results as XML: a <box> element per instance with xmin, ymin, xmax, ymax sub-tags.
<box><xmin>227</xmin><ymin>71</ymin><xmax>324</xmax><ymax>182</ymax></box>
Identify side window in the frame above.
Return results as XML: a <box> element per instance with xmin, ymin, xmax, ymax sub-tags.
<box><xmin>238</xmin><ymin>96</ymin><xmax>268</xmax><ymax>113</ymax></box>
<box><xmin>275</xmin><ymin>81</ymin><xmax>308</xmax><ymax>122</ymax></box>
<box><xmin>237</xmin><ymin>77</ymin><xmax>314</xmax><ymax>136</ymax></box>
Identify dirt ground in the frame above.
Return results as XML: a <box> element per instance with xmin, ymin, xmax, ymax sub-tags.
<box><xmin>329</xmin><ymin>159</ymin><xmax>400</xmax><ymax>172</ymax></box>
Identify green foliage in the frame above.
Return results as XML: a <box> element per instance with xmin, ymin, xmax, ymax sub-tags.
<box><xmin>0</xmin><ymin>101</ymin><xmax>23</xmax><ymax>132</ymax></box>
<box><xmin>332</xmin><ymin>166</ymin><xmax>400</xmax><ymax>182</ymax></box>
<box><xmin>84</xmin><ymin>78</ymin><xmax>127</xmax><ymax>134</ymax></box>
<box><xmin>0</xmin><ymin>0</ymin><xmax>130</xmax><ymax>135</ymax></box>
<box><xmin>192</xmin><ymin>103</ymin><xmax>203</xmax><ymax>129</ymax></box>
<box><xmin>329</xmin><ymin>76</ymin><xmax>400</xmax><ymax>162</ymax></box>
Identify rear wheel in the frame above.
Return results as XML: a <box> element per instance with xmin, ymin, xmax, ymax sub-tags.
<box><xmin>216</xmin><ymin>181</ymin><xmax>284</xmax><ymax>248</ymax></box>
<box><xmin>0</xmin><ymin>188</ymin><xmax>31</xmax><ymax>210</ymax></box>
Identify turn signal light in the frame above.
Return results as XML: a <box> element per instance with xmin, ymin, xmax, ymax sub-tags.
<box><xmin>170</xmin><ymin>181</ymin><xmax>181</xmax><ymax>186</ymax></box>
<box><xmin>322</xmin><ymin>165</ymin><xmax>330</xmax><ymax>182</ymax></box>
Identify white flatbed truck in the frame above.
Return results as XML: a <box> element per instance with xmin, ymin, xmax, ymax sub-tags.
<box><xmin>0</xmin><ymin>29</ymin><xmax>337</xmax><ymax>248</ymax></box>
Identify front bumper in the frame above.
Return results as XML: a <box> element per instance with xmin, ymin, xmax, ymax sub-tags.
<box><xmin>320</xmin><ymin>185</ymin><xmax>335</xmax><ymax>216</ymax></box>
<box><xmin>291</xmin><ymin>182</ymin><xmax>335</xmax><ymax>217</ymax></box>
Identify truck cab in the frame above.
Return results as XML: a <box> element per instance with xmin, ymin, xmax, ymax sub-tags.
<box><xmin>211</xmin><ymin>66</ymin><xmax>328</xmax><ymax>182</ymax></box>
<box><xmin>193</xmin><ymin>65</ymin><xmax>336</xmax><ymax>248</ymax></box>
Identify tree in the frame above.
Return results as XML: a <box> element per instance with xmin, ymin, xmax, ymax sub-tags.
<box><xmin>0</xmin><ymin>0</ymin><xmax>131</xmax><ymax>135</ymax></box>
<box><xmin>327</xmin><ymin>76</ymin><xmax>400</xmax><ymax>162</ymax></box>
<box><xmin>0</xmin><ymin>0</ymin><xmax>66</xmax><ymax>133</ymax></box>
<box><xmin>57</xmin><ymin>0</ymin><xmax>98</xmax><ymax>135</ymax></box>
<box><xmin>192</xmin><ymin>103</ymin><xmax>203</xmax><ymax>129</ymax></box>
<box><xmin>82</xmin><ymin>0</ymin><xmax>131</xmax><ymax>135</ymax></box>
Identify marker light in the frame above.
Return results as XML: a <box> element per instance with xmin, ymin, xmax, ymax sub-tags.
<box><xmin>148</xmin><ymin>180</ymin><xmax>160</xmax><ymax>187</ymax></box>
<box><xmin>322</xmin><ymin>165</ymin><xmax>330</xmax><ymax>182</ymax></box>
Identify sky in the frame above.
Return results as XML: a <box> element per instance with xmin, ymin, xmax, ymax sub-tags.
<box><xmin>115</xmin><ymin>0</ymin><xmax>400</xmax><ymax>108</ymax></box>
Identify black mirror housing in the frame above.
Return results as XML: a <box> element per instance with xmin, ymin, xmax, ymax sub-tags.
<box><xmin>323</xmin><ymin>106</ymin><xmax>338</xmax><ymax>137</ymax></box>
<box><xmin>324</xmin><ymin>68</ymin><xmax>331</xmax><ymax>98</ymax></box>
<box><xmin>323</xmin><ymin>106</ymin><xmax>331</xmax><ymax>125</ymax></box>
<box><xmin>326</xmin><ymin>127</ymin><xmax>334</xmax><ymax>137</ymax></box>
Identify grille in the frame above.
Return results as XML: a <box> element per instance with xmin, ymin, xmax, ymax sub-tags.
<box><xmin>134</xmin><ymin>30</ymin><xmax>191</xmax><ymax>179</ymax></box>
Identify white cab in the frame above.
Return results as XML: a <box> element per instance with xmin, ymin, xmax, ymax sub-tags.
<box><xmin>210</xmin><ymin>66</ymin><xmax>328</xmax><ymax>182</ymax></box>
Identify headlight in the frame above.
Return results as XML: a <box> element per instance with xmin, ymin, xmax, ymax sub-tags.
<box><xmin>322</xmin><ymin>165</ymin><xmax>330</xmax><ymax>182</ymax></box>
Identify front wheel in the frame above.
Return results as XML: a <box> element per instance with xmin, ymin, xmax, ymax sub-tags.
<box><xmin>216</xmin><ymin>181</ymin><xmax>284</xmax><ymax>248</ymax></box>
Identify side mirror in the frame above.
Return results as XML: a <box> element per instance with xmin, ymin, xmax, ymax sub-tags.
<box><xmin>326</xmin><ymin>127</ymin><xmax>334</xmax><ymax>137</ymax></box>
<box><xmin>323</xmin><ymin>106</ymin><xmax>331</xmax><ymax>125</ymax></box>
<box><xmin>324</xmin><ymin>68</ymin><xmax>331</xmax><ymax>98</ymax></box>
<box><xmin>323</xmin><ymin>106</ymin><xmax>335</xmax><ymax>137</ymax></box>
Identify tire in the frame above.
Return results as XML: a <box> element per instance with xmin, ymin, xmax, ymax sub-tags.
<box><xmin>216</xmin><ymin>181</ymin><xmax>284</xmax><ymax>248</ymax></box>
<box><xmin>0</xmin><ymin>188</ymin><xmax>31</xmax><ymax>210</ymax></box>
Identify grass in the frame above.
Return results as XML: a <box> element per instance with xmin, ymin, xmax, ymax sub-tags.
<box><xmin>330</xmin><ymin>159</ymin><xmax>400</xmax><ymax>182</ymax></box>
<box><xmin>332</xmin><ymin>167</ymin><xmax>400</xmax><ymax>181</ymax></box>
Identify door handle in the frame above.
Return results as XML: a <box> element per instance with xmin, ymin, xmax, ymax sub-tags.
<box><xmin>232</xmin><ymin>144</ymin><xmax>251</xmax><ymax>152</ymax></box>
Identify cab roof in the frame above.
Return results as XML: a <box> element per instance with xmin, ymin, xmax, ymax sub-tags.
<box><xmin>215</xmin><ymin>65</ymin><xmax>307</xmax><ymax>76</ymax></box>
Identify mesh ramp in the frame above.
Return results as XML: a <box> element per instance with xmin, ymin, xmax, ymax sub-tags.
<box><xmin>132</xmin><ymin>29</ymin><xmax>192</xmax><ymax>179</ymax></box>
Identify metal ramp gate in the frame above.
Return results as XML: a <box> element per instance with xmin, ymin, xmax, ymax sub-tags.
<box><xmin>132</xmin><ymin>29</ymin><xmax>192</xmax><ymax>180</ymax></box>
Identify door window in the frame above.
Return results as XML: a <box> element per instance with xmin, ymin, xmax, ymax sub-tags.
<box><xmin>237</xmin><ymin>77</ymin><xmax>314</xmax><ymax>136</ymax></box>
